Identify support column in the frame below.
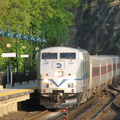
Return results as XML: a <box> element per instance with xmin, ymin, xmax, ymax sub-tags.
<box><xmin>0</xmin><ymin>105</ymin><xmax>3</xmax><ymax>117</ymax></box>
<box><xmin>3</xmin><ymin>104</ymin><xmax>8</xmax><ymax>115</ymax></box>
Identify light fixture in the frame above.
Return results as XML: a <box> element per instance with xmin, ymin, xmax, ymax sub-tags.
<box><xmin>0</xmin><ymin>29</ymin><xmax>4</xmax><ymax>36</ymax></box>
<box><xmin>4</xmin><ymin>22</ymin><xmax>13</xmax><ymax>38</ymax></box>
<box><xmin>28</xmin><ymin>28</ymin><xmax>35</xmax><ymax>41</ymax></box>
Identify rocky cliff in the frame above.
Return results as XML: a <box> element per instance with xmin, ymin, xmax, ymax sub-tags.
<box><xmin>65</xmin><ymin>0</ymin><xmax>120</xmax><ymax>56</ymax></box>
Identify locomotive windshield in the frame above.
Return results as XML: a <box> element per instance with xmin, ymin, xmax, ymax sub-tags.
<box><xmin>42</xmin><ymin>53</ymin><xmax>57</xmax><ymax>59</ymax></box>
<box><xmin>60</xmin><ymin>53</ymin><xmax>76</xmax><ymax>59</ymax></box>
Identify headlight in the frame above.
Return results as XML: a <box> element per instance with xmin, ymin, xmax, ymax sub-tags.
<box><xmin>43</xmin><ymin>83</ymin><xmax>49</xmax><ymax>88</ymax></box>
<box><xmin>68</xmin><ymin>83</ymin><xmax>74</xmax><ymax>88</ymax></box>
<box><xmin>44</xmin><ymin>79</ymin><xmax>48</xmax><ymax>83</ymax></box>
<box><xmin>53</xmin><ymin>71</ymin><xmax>63</xmax><ymax>77</ymax></box>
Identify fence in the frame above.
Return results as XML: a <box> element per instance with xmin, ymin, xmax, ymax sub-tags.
<box><xmin>0</xmin><ymin>71</ymin><xmax>37</xmax><ymax>87</ymax></box>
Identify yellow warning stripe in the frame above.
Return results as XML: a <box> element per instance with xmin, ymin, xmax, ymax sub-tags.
<box><xmin>0</xmin><ymin>87</ymin><xmax>37</xmax><ymax>96</ymax></box>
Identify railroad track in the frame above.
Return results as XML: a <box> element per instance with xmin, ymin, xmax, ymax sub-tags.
<box><xmin>94</xmin><ymin>88</ymin><xmax>120</xmax><ymax>120</ymax></box>
<box><xmin>114</xmin><ymin>94</ymin><xmax>120</xmax><ymax>108</ymax></box>
<box><xmin>24</xmin><ymin>110</ymin><xmax>49</xmax><ymax>120</ymax></box>
<box><xmin>22</xmin><ymin>95</ymin><xmax>100</xmax><ymax>120</ymax></box>
<box><xmin>49</xmin><ymin>85</ymin><xmax>120</xmax><ymax>120</ymax></box>
<box><xmin>23</xmin><ymin>84</ymin><xmax>120</xmax><ymax>120</ymax></box>
<box><xmin>23</xmin><ymin>109</ymin><xmax>62</xmax><ymax>120</ymax></box>
<box><xmin>49</xmin><ymin>95</ymin><xmax>100</xmax><ymax>120</ymax></box>
<box><xmin>71</xmin><ymin>91</ymin><xmax>114</xmax><ymax>120</ymax></box>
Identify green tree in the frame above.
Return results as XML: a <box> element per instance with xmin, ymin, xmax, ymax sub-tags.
<box><xmin>0</xmin><ymin>0</ymin><xmax>79</xmax><ymax>72</ymax></box>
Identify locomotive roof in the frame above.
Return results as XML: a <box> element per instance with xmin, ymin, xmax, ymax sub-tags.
<box><xmin>41</xmin><ymin>46</ymin><xmax>88</xmax><ymax>53</ymax></box>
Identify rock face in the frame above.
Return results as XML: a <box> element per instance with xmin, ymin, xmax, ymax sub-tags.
<box><xmin>65</xmin><ymin>0</ymin><xmax>120</xmax><ymax>56</ymax></box>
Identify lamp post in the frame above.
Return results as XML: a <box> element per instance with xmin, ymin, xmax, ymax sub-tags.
<box><xmin>21</xmin><ymin>26</ymin><xmax>28</xmax><ymax>82</ymax></box>
<box><xmin>28</xmin><ymin>28</ymin><xmax>35</xmax><ymax>80</ymax></box>
<box><xmin>13</xmin><ymin>24</ymin><xmax>21</xmax><ymax>83</ymax></box>
<box><xmin>4</xmin><ymin>22</ymin><xmax>13</xmax><ymax>84</ymax></box>
<box><xmin>35</xmin><ymin>29</ymin><xmax>42</xmax><ymax>51</ymax></box>
<box><xmin>0</xmin><ymin>29</ymin><xmax>4</xmax><ymax>36</ymax></box>
<box><xmin>41</xmin><ymin>31</ymin><xmax>47</xmax><ymax>48</ymax></box>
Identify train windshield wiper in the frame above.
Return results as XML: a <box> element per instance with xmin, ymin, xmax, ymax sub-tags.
<box><xmin>44</xmin><ymin>59</ymin><xmax>48</xmax><ymax>63</ymax></box>
<box><xmin>70</xmin><ymin>59</ymin><xmax>73</xmax><ymax>62</ymax></box>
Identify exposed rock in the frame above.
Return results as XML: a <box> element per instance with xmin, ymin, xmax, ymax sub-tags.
<box><xmin>65</xmin><ymin>0</ymin><xmax>120</xmax><ymax>56</ymax></box>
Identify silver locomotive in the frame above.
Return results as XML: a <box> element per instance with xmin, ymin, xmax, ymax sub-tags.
<box><xmin>36</xmin><ymin>46</ymin><xmax>120</xmax><ymax>108</ymax></box>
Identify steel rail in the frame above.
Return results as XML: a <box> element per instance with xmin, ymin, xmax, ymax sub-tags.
<box><xmin>24</xmin><ymin>110</ymin><xmax>48</xmax><ymax>120</ymax></box>
<box><xmin>93</xmin><ymin>90</ymin><xmax>119</xmax><ymax>120</ymax></box>
<box><xmin>113</xmin><ymin>94</ymin><xmax>120</xmax><ymax>108</ymax></box>
<box><xmin>49</xmin><ymin>95</ymin><xmax>99</xmax><ymax>120</ymax></box>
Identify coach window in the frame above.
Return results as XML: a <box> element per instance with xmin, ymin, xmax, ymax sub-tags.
<box><xmin>42</xmin><ymin>53</ymin><xmax>57</xmax><ymax>59</ymax></box>
<box><xmin>108</xmin><ymin>65</ymin><xmax>112</xmax><ymax>72</ymax></box>
<box><xmin>101</xmin><ymin>66</ymin><xmax>106</xmax><ymax>74</ymax></box>
<box><xmin>92</xmin><ymin>67</ymin><xmax>99</xmax><ymax>77</ymax></box>
<box><xmin>60</xmin><ymin>53</ymin><xmax>76</xmax><ymax>59</ymax></box>
<box><xmin>117</xmin><ymin>63</ymin><xmax>120</xmax><ymax>69</ymax></box>
<box><xmin>113</xmin><ymin>64</ymin><xmax>116</xmax><ymax>70</ymax></box>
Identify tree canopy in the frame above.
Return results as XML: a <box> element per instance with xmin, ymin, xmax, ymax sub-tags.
<box><xmin>0</xmin><ymin>0</ymin><xmax>79</xmax><ymax>71</ymax></box>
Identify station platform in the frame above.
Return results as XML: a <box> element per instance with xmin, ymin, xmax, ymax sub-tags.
<box><xmin>0</xmin><ymin>80</ymin><xmax>37</xmax><ymax>117</ymax></box>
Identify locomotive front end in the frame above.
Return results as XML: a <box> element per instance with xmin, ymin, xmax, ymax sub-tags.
<box><xmin>36</xmin><ymin>47</ymin><xmax>81</xmax><ymax>108</ymax></box>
